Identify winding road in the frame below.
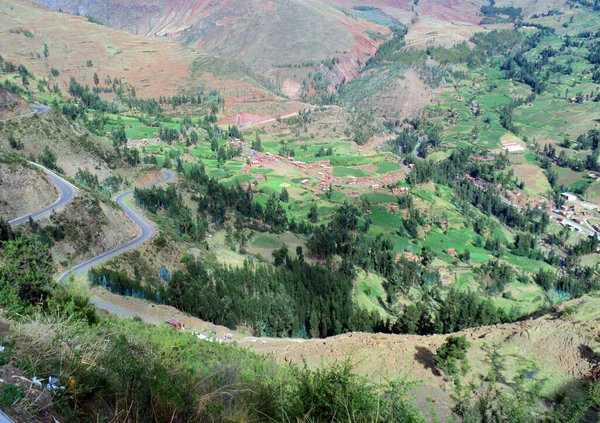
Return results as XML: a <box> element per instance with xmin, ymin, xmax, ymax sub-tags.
<box><xmin>0</xmin><ymin>104</ymin><xmax>50</xmax><ymax>123</ymax></box>
<box><xmin>8</xmin><ymin>162</ymin><xmax>79</xmax><ymax>228</ymax></box>
<box><xmin>58</xmin><ymin>170</ymin><xmax>175</xmax><ymax>282</ymax></box>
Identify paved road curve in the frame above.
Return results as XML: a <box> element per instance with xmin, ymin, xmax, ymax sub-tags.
<box><xmin>0</xmin><ymin>104</ymin><xmax>50</xmax><ymax>123</ymax></box>
<box><xmin>8</xmin><ymin>162</ymin><xmax>79</xmax><ymax>228</ymax></box>
<box><xmin>58</xmin><ymin>170</ymin><xmax>175</xmax><ymax>283</ymax></box>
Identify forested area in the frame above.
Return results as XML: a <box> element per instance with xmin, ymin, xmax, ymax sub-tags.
<box><xmin>90</xmin><ymin>253</ymin><xmax>381</xmax><ymax>338</ymax></box>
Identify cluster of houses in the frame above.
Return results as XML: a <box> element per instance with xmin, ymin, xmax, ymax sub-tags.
<box><xmin>569</xmin><ymin>93</ymin><xmax>592</xmax><ymax>104</ymax></box>
<box><xmin>396</xmin><ymin>252</ymin><xmax>420</xmax><ymax>262</ymax></box>
<box><xmin>181</xmin><ymin>153</ymin><xmax>198</xmax><ymax>164</ymax></box>
<box><xmin>505</xmin><ymin>191</ymin><xmax>554</xmax><ymax>210</ymax></box>
<box><xmin>126</xmin><ymin>137</ymin><xmax>160</xmax><ymax>149</ymax></box>
<box><xmin>345</xmin><ymin>172</ymin><xmax>404</xmax><ymax>189</ymax></box>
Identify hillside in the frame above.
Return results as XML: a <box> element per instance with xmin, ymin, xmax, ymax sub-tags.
<box><xmin>241</xmin><ymin>295</ymin><xmax>600</xmax><ymax>420</ymax></box>
<box><xmin>0</xmin><ymin>161</ymin><xmax>58</xmax><ymax>221</ymax></box>
<box><xmin>39</xmin><ymin>0</ymin><xmax>386</xmax><ymax>72</ymax></box>
<box><xmin>62</xmin><ymin>284</ymin><xmax>600</xmax><ymax>421</ymax></box>
<box><xmin>0</xmin><ymin>0</ymin><xmax>297</xmax><ymax>120</ymax></box>
<box><xmin>0</xmin><ymin>88</ymin><xmax>30</xmax><ymax>120</ymax></box>
<box><xmin>0</xmin><ymin>110</ymin><xmax>115</xmax><ymax>178</ymax></box>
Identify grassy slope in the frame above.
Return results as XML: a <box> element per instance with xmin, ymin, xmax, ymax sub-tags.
<box><xmin>0</xmin><ymin>110</ymin><xmax>116</xmax><ymax>178</ymax></box>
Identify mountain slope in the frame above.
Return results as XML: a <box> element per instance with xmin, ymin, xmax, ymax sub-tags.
<box><xmin>0</xmin><ymin>161</ymin><xmax>58</xmax><ymax>221</ymax></box>
<box><xmin>39</xmin><ymin>0</ymin><xmax>386</xmax><ymax>71</ymax></box>
<box><xmin>1</xmin><ymin>0</ymin><xmax>295</xmax><ymax>118</ymax></box>
<box><xmin>240</xmin><ymin>295</ymin><xmax>600</xmax><ymax>420</ymax></box>
<box><xmin>0</xmin><ymin>88</ymin><xmax>30</xmax><ymax>120</ymax></box>
<box><xmin>37</xmin><ymin>0</ymin><xmax>388</xmax><ymax>100</ymax></box>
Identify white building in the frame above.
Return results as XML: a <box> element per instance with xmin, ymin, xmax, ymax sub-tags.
<box><xmin>501</xmin><ymin>142</ymin><xmax>525</xmax><ymax>153</ymax></box>
<box><xmin>561</xmin><ymin>192</ymin><xmax>578</xmax><ymax>202</ymax></box>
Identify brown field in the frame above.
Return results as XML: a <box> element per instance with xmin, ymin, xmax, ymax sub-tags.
<box><xmin>511</xmin><ymin>160</ymin><xmax>552</xmax><ymax>196</ymax></box>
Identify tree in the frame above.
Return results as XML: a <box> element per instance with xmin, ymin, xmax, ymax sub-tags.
<box><xmin>252</xmin><ymin>133</ymin><xmax>263</xmax><ymax>152</ymax></box>
<box><xmin>43</xmin><ymin>43</ymin><xmax>49</xmax><ymax>58</ymax></box>
<box><xmin>93</xmin><ymin>72</ymin><xmax>99</xmax><ymax>86</ymax></box>
<box><xmin>272</xmin><ymin>244</ymin><xmax>289</xmax><ymax>266</ymax></box>
<box><xmin>279</xmin><ymin>187</ymin><xmax>290</xmax><ymax>203</ymax></box>
<box><xmin>420</xmin><ymin>245</ymin><xmax>436</xmax><ymax>266</ymax></box>
<box><xmin>309</xmin><ymin>309</ymin><xmax>320</xmax><ymax>338</ymax></box>
<box><xmin>308</xmin><ymin>204</ymin><xmax>319</xmax><ymax>223</ymax></box>
<box><xmin>461</xmin><ymin>248</ymin><xmax>471</xmax><ymax>262</ymax></box>
<box><xmin>38</xmin><ymin>147</ymin><xmax>61</xmax><ymax>172</ymax></box>
<box><xmin>163</xmin><ymin>156</ymin><xmax>172</xmax><ymax>169</ymax></box>
<box><xmin>190</xmin><ymin>130</ymin><xmax>198</xmax><ymax>145</ymax></box>
<box><xmin>0</xmin><ymin>219</ymin><xmax>14</xmax><ymax>242</ymax></box>
<box><xmin>435</xmin><ymin>335</ymin><xmax>471</xmax><ymax>375</ymax></box>
<box><xmin>112</xmin><ymin>126</ymin><xmax>127</xmax><ymax>148</ymax></box>
<box><xmin>326</xmin><ymin>183</ymin><xmax>333</xmax><ymax>200</ymax></box>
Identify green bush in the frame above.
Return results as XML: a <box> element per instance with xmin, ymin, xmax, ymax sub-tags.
<box><xmin>288</xmin><ymin>361</ymin><xmax>427</xmax><ymax>422</ymax></box>
<box><xmin>435</xmin><ymin>335</ymin><xmax>471</xmax><ymax>376</ymax></box>
<box><xmin>0</xmin><ymin>384</ymin><xmax>25</xmax><ymax>407</ymax></box>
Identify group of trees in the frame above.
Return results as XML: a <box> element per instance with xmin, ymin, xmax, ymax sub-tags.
<box><xmin>158</xmin><ymin>90</ymin><xmax>224</xmax><ymax>112</ymax></box>
<box><xmin>480</xmin><ymin>1</ymin><xmax>522</xmax><ymax>24</ymax></box>
<box><xmin>379</xmin><ymin>285</ymin><xmax>516</xmax><ymax>338</ymax></box>
<box><xmin>92</xmin><ymin>254</ymin><xmax>380</xmax><ymax>338</ymax></box>
<box><xmin>134</xmin><ymin>185</ymin><xmax>208</xmax><ymax>241</ymax></box>
<box><xmin>75</xmin><ymin>168</ymin><xmax>126</xmax><ymax>197</ymax></box>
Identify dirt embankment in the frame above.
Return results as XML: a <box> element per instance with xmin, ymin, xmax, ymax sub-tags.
<box><xmin>0</xmin><ymin>163</ymin><xmax>58</xmax><ymax>221</ymax></box>
<box><xmin>239</xmin><ymin>298</ymin><xmax>600</xmax><ymax>419</ymax></box>
<box><xmin>0</xmin><ymin>88</ymin><xmax>30</xmax><ymax>120</ymax></box>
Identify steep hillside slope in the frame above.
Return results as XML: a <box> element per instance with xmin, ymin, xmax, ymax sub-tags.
<box><xmin>39</xmin><ymin>0</ymin><xmax>386</xmax><ymax>71</ymax></box>
<box><xmin>1</xmin><ymin>0</ymin><xmax>294</xmax><ymax>118</ymax></box>
<box><xmin>0</xmin><ymin>111</ymin><xmax>115</xmax><ymax>178</ymax></box>
<box><xmin>327</xmin><ymin>0</ymin><xmax>571</xmax><ymax>47</ymax></box>
<box><xmin>240</xmin><ymin>296</ymin><xmax>600</xmax><ymax>420</ymax></box>
<box><xmin>39</xmin><ymin>190</ymin><xmax>140</xmax><ymax>275</ymax></box>
<box><xmin>0</xmin><ymin>161</ymin><xmax>58</xmax><ymax>221</ymax></box>
<box><xmin>76</xmin><ymin>281</ymin><xmax>600</xmax><ymax>421</ymax></box>
<box><xmin>0</xmin><ymin>88</ymin><xmax>30</xmax><ymax>120</ymax></box>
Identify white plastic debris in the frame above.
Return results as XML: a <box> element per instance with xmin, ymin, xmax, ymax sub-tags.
<box><xmin>46</xmin><ymin>374</ymin><xmax>65</xmax><ymax>391</ymax></box>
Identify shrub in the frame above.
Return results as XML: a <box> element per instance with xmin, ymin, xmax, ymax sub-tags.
<box><xmin>0</xmin><ymin>384</ymin><xmax>25</xmax><ymax>407</ymax></box>
<box><xmin>288</xmin><ymin>361</ymin><xmax>427</xmax><ymax>422</ymax></box>
<box><xmin>436</xmin><ymin>335</ymin><xmax>471</xmax><ymax>375</ymax></box>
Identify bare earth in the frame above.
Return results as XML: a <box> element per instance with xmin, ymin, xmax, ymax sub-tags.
<box><xmin>0</xmin><ymin>163</ymin><xmax>58</xmax><ymax>221</ymax></box>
